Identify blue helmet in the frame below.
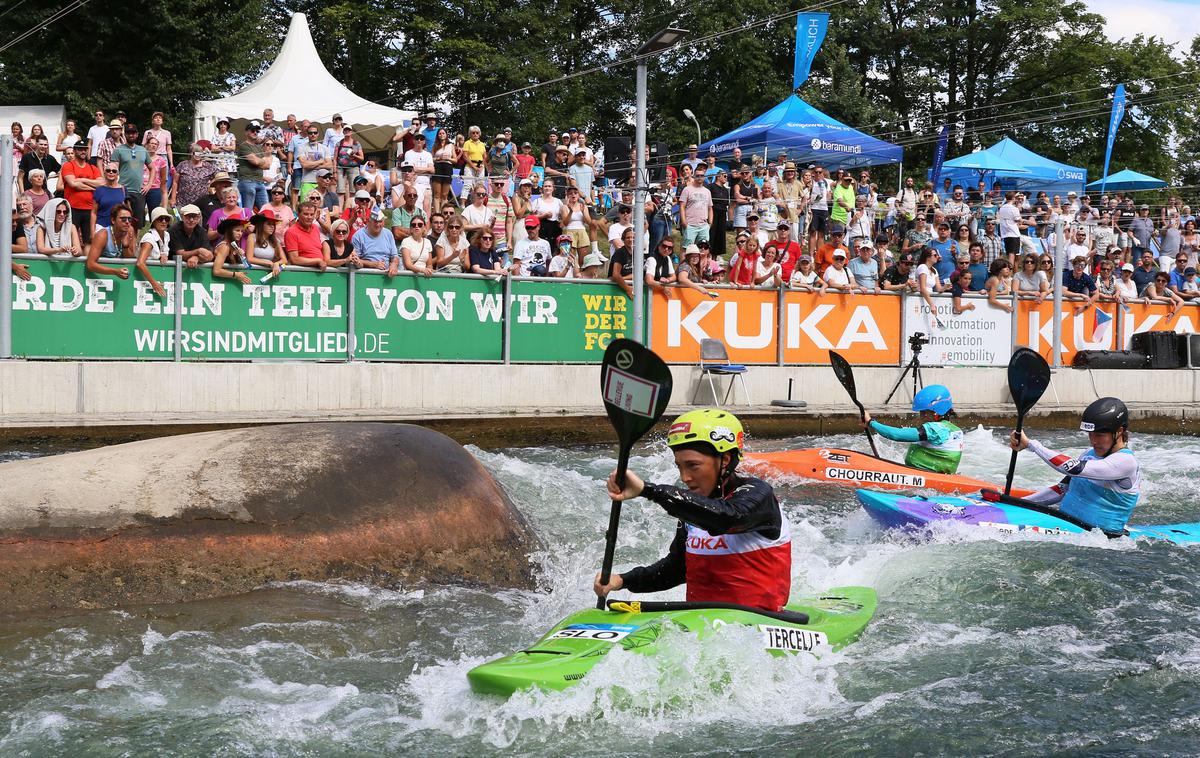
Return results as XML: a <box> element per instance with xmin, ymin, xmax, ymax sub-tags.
<box><xmin>912</xmin><ymin>384</ymin><xmax>953</xmax><ymax>415</ymax></box>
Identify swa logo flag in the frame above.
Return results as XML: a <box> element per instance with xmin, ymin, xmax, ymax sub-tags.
<box><xmin>1090</xmin><ymin>308</ymin><xmax>1113</xmax><ymax>344</ymax></box>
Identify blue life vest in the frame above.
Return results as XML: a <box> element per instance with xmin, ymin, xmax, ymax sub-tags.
<box><xmin>1059</xmin><ymin>448</ymin><xmax>1140</xmax><ymax>533</ymax></box>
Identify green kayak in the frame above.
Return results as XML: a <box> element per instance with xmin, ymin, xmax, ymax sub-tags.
<box><xmin>467</xmin><ymin>586</ymin><xmax>877</xmax><ymax>696</ymax></box>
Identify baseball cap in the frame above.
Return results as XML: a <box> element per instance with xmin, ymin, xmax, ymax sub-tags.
<box><xmin>937</xmin><ymin>221</ymin><xmax>950</xmax><ymax>229</ymax></box>
<box><xmin>521</xmin><ymin>141</ymin><xmax>532</xmax><ymax>148</ymax></box>
<box><xmin>557</xmin><ymin>234</ymin><xmax>572</xmax><ymax>244</ymax></box>
<box><xmin>315</xmin><ymin>168</ymin><xmax>333</xmax><ymax>178</ymax></box>
<box><xmin>369</xmin><ymin>207</ymin><xmax>386</xmax><ymax>222</ymax></box>
<box><xmin>400</xmin><ymin>162</ymin><xmax>414</xmax><ymax>171</ymax></box>
<box><xmin>519</xmin><ymin>178</ymin><xmax>533</xmax><ymax>186</ymax></box>
<box><xmin>798</xmin><ymin>254</ymin><xmax>813</xmax><ymax>263</ymax></box>
<box><xmin>1140</xmin><ymin>204</ymin><xmax>1150</xmax><ymax>210</ymax></box>
<box><xmin>1121</xmin><ymin>263</ymin><xmax>1135</xmax><ymax>272</ymax></box>
<box><xmin>860</xmin><ymin>239</ymin><xmax>875</xmax><ymax>249</ymax></box>
<box><xmin>898</xmin><ymin>254</ymin><xmax>915</xmax><ymax>264</ymax></box>
<box><xmin>829</xmin><ymin>223</ymin><xmax>845</xmax><ymax>235</ymax></box>
<box><xmin>180</xmin><ymin>204</ymin><xmax>201</xmax><ymax>217</ymax></box>
<box><xmin>246</xmin><ymin>119</ymin><xmax>262</xmax><ymax>130</ymax></box>
<box><xmin>524</xmin><ymin>217</ymin><xmax>540</xmax><ymax>228</ymax></box>
<box><xmin>353</xmin><ymin>175</ymin><xmax>369</xmax><ymax>185</ymax></box>
<box><xmin>1187</xmin><ymin>267</ymin><xmax>1197</xmax><ymax>275</ymax></box>
<box><xmin>354</xmin><ymin>190</ymin><xmax>372</xmax><ymax>200</ymax></box>
<box><xmin>747</xmin><ymin>212</ymin><xmax>759</xmax><ymax>220</ymax></box>
<box><xmin>778</xmin><ymin>221</ymin><xmax>790</xmax><ymax>229</ymax></box>
<box><xmin>833</xmin><ymin>250</ymin><xmax>847</xmax><ymax>259</ymax></box>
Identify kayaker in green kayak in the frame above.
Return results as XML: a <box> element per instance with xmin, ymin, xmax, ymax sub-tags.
<box><xmin>1008</xmin><ymin>397</ymin><xmax>1142</xmax><ymax>534</ymax></box>
<box><xmin>858</xmin><ymin>384</ymin><xmax>964</xmax><ymax>474</ymax></box>
<box><xmin>593</xmin><ymin>409</ymin><xmax>793</xmax><ymax>612</ymax></box>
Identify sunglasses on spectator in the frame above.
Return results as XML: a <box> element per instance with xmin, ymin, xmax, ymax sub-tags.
<box><xmin>55</xmin><ymin>208</ymin><xmax>69</xmax><ymax>215</ymax></box>
<box><xmin>271</xmin><ymin>190</ymin><xmax>284</xmax><ymax>195</ymax></box>
<box><xmin>448</xmin><ymin>224</ymin><xmax>462</xmax><ymax>229</ymax></box>
<box><xmin>104</xmin><ymin>169</ymin><xmax>118</xmax><ymax>174</ymax></box>
<box><xmin>481</xmin><ymin>235</ymin><xmax>493</xmax><ymax>240</ymax></box>
<box><xmin>307</xmin><ymin>130</ymin><xmax>318</xmax><ymax>135</ymax></box>
<box><xmin>411</xmin><ymin>221</ymin><xmax>425</xmax><ymax>227</ymax></box>
<box><xmin>334</xmin><ymin>228</ymin><xmax>349</xmax><ymax>234</ymax></box>
<box><xmin>116</xmin><ymin>215</ymin><xmax>133</xmax><ymax>222</ymax></box>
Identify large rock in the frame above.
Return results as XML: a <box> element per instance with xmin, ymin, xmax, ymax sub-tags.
<box><xmin>0</xmin><ymin>423</ymin><xmax>540</xmax><ymax>614</ymax></box>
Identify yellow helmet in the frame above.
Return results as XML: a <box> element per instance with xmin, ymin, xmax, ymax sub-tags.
<box><xmin>667</xmin><ymin>409</ymin><xmax>744</xmax><ymax>455</ymax></box>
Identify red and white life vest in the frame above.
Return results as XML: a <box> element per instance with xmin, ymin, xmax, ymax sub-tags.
<box><xmin>683</xmin><ymin>515</ymin><xmax>791</xmax><ymax>611</ymax></box>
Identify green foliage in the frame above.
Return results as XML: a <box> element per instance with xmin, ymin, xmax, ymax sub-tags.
<box><xmin>0</xmin><ymin>0</ymin><xmax>272</xmax><ymax>142</ymax></box>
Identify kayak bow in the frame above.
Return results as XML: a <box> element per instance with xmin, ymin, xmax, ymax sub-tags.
<box><xmin>467</xmin><ymin>586</ymin><xmax>877</xmax><ymax>696</ymax></box>
<box><xmin>746</xmin><ymin>448</ymin><xmax>1033</xmax><ymax>497</ymax></box>
<box><xmin>856</xmin><ymin>488</ymin><xmax>1200</xmax><ymax>544</ymax></box>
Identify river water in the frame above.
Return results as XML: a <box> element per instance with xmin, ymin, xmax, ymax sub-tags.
<box><xmin>3</xmin><ymin>427</ymin><xmax>1200</xmax><ymax>756</ymax></box>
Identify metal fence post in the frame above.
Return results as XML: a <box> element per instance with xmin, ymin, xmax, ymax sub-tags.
<box><xmin>776</xmin><ymin>281</ymin><xmax>785</xmax><ymax>366</ymax></box>
<box><xmin>173</xmin><ymin>257</ymin><xmax>183</xmax><ymax>362</ymax></box>
<box><xmin>346</xmin><ymin>267</ymin><xmax>355</xmax><ymax>361</ymax></box>
<box><xmin>503</xmin><ymin>273</ymin><xmax>512</xmax><ymax>365</ymax></box>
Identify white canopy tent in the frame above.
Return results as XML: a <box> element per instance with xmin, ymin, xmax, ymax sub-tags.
<box><xmin>193</xmin><ymin>13</ymin><xmax>416</xmax><ymax>156</ymax></box>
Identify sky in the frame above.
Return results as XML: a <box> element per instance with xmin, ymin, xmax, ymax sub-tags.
<box><xmin>1091</xmin><ymin>0</ymin><xmax>1200</xmax><ymax>52</ymax></box>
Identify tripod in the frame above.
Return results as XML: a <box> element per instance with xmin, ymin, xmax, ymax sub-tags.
<box><xmin>885</xmin><ymin>340</ymin><xmax>925</xmax><ymax>405</ymax></box>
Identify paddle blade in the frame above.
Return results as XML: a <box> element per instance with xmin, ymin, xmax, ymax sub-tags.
<box><xmin>1007</xmin><ymin>347</ymin><xmax>1051</xmax><ymax>417</ymax></box>
<box><xmin>600</xmin><ymin>338</ymin><xmax>674</xmax><ymax>449</ymax></box>
<box><xmin>829</xmin><ymin>350</ymin><xmax>860</xmax><ymax>406</ymax></box>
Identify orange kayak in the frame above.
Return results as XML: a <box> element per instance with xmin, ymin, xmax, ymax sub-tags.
<box><xmin>744</xmin><ymin>448</ymin><xmax>1034</xmax><ymax>497</ymax></box>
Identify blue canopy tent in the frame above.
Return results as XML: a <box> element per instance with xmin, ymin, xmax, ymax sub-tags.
<box><xmin>699</xmin><ymin>94</ymin><xmax>903</xmax><ymax>169</ymax></box>
<box><xmin>936</xmin><ymin>138</ymin><xmax>1086</xmax><ymax>197</ymax></box>
<box><xmin>1085</xmin><ymin>168</ymin><xmax>1166</xmax><ymax>193</ymax></box>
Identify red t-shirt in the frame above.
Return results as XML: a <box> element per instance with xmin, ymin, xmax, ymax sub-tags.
<box><xmin>284</xmin><ymin>221</ymin><xmax>323</xmax><ymax>259</ymax></box>
<box><xmin>61</xmin><ymin>160</ymin><xmax>100</xmax><ymax>210</ymax></box>
<box><xmin>771</xmin><ymin>240</ymin><xmax>803</xmax><ymax>280</ymax></box>
<box><xmin>729</xmin><ymin>251</ymin><xmax>760</xmax><ymax>285</ymax></box>
<box><xmin>514</xmin><ymin>153</ymin><xmax>536</xmax><ymax>179</ymax></box>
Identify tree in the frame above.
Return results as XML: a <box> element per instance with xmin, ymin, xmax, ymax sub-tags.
<box><xmin>0</xmin><ymin>0</ymin><xmax>272</xmax><ymax>145</ymax></box>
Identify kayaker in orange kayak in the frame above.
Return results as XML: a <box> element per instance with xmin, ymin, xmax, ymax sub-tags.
<box><xmin>859</xmin><ymin>384</ymin><xmax>964</xmax><ymax>474</ymax></box>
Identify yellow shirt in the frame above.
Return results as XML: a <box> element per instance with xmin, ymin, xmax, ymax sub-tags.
<box><xmin>463</xmin><ymin>139</ymin><xmax>486</xmax><ymax>165</ymax></box>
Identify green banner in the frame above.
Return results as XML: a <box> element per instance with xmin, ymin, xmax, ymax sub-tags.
<box><xmin>353</xmin><ymin>273</ymin><xmax>503</xmax><ymax>360</ymax></box>
<box><xmin>178</xmin><ymin>267</ymin><xmax>348</xmax><ymax>360</ymax></box>
<box><xmin>509</xmin><ymin>279</ymin><xmax>631</xmax><ymax>362</ymax></box>
<box><xmin>9</xmin><ymin>259</ymin><xmax>633</xmax><ymax>362</ymax></box>
<box><xmin>12</xmin><ymin>257</ymin><xmax>174</xmax><ymax>358</ymax></box>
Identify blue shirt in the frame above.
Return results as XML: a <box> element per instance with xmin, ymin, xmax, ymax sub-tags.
<box><xmin>967</xmin><ymin>262</ymin><xmax>989</xmax><ymax>291</ymax></box>
<box><xmin>1131</xmin><ymin>266</ymin><xmax>1157</xmax><ymax>294</ymax></box>
<box><xmin>1170</xmin><ymin>269</ymin><xmax>1188</xmax><ymax>290</ymax></box>
<box><xmin>1062</xmin><ymin>268</ymin><xmax>1096</xmax><ymax>295</ymax></box>
<box><xmin>288</xmin><ymin>134</ymin><xmax>307</xmax><ymax>169</ymax></box>
<box><xmin>928</xmin><ymin>238</ymin><xmax>957</xmax><ymax>280</ymax></box>
<box><xmin>351</xmin><ymin>227</ymin><xmax>397</xmax><ymax>263</ymax></box>
<box><xmin>848</xmin><ymin>256</ymin><xmax>878</xmax><ymax>287</ymax></box>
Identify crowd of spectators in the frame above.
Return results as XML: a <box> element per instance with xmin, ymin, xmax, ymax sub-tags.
<box><xmin>4</xmin><ymin>109</ymin><xmax>1199</xmax><ymax>322</ymax></box>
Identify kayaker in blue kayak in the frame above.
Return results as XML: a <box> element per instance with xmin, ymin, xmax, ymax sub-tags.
<box><xmin>593</xmin><ymin>409</ymin><xmax>792</xmax><ymax>612</ymax></box>
<box><xmin>1009</xmin><ymin>397</ymin><xmax>1142</xmax><ymax>533</ymax></box>
<box><xmin>858</xmin><ymin>384</ymin><xmax>964</xmax><ymax>474</ymax></box>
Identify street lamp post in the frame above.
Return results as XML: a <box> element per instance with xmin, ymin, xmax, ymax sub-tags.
<box><xmin>683</xmin><ymin>108</ymin><xmax>702</xmax><ymax>147</ymax></box>
<box><xmin>631</xmin><ymin>27</ymin><xmax>688</xmax><ymax>346</ymax></box>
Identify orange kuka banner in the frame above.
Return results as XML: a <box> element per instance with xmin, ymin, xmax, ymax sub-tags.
<box><xmin>1119</xmin><ymin>301</ymin><xmax>1200</xmax><ymax>347</ymax></box>
<box><xmin>1014</xmin><ymin>298</ymin><xmax>1119</xmax><ymax>365</ymax></box>
<box><xmin>651</xmin><ymin>288</ymin><xmax>778</xmax><ymax>364</ymax></box>
<box><xmin>649</xmin><ymin>288</ymin><xmax>901</xmax><ymax>365</ymax></box>
<box><xmin>781</xmin><ymin>290</ymin><xmax>901</xmax><ymax>364</ymax></box>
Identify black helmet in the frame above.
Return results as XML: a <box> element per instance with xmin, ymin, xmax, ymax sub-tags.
<box><xmin>1081</xmin><ymin>397</ymin><xmax>1128</xmax><ymax>433</ymax></box>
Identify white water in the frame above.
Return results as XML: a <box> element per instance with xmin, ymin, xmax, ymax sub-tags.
<box><xmin>3</xmin><ymin>428</ymin><xmax>1200</xmax><ymax>755</ymax></box>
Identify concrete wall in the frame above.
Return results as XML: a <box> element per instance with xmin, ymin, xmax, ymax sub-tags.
<box><xmin>1</xmin><ymin>360</ymin><xmax>1198</xmax><ymax>427</ymax></box>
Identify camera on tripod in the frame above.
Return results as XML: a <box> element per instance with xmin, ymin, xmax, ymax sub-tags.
<box><xmin>908</xmin><ymin>332</ymin><xmax>929</xmax><ymax>352</ymax></box>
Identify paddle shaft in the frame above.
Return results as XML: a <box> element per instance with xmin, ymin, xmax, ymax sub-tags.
<box><xmin>1003</xmin><ymin>410</ymin><xmax>1027</xmax><ymax>497</ymax></box>
<box><xmin>856</xmin><ymin>400</ymin><xmax>881</xmax><ymax>458</ymax></box>
<box><xmin>596</xmin><ymin>447</ymin><xmax>631</xmax><ymax>609</ymax></box>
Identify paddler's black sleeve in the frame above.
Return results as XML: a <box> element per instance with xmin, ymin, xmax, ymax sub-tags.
<box><xmin>639</xmin><ymin>476</ymin><xmax>782</xmax><ymax>538</ymax></box>
<box><xmin>620</xmin><ymin>522</ymin><xmax>686</xmax><ymax>593</ymax></box>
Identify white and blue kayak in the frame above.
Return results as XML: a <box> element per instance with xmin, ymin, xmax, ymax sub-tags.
<box><xmin>856</xmin><ymin>489</ymin><xmax>1200</xmax><ymax>544</ymax></box>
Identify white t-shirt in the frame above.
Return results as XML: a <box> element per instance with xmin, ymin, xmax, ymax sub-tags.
<box><xmin>139</xmin><ymin>230</ymin><xmax>170</xmax><ymax>261</ymax></box>
<box><xmin>1114</xmin><ymin>276</ymin><xmax>1137</xmax><ymax>300</ymax></box>
<box><xmin>823</xmin><ymin>265</ymin><xmax>854</xmax><ymax>288</ymax></box>
<box><xmin>514</xmin><ymin>238</ymin><xmax>551</xmax><ymax>274</ymax></box>
<box><xmin>789</xmin><ymin>268</ymin><xmax>819</xmax><ymax>288</ymax></box>
<box><xmin>460</xmin><ymin>203</ymin><xmax>494</xmax><ymax>231</ymax></box>
<box><xmin>435</xmin><ymin>234</ymin><xmax>469</xmax><ymax>271</ymax></box>
<box><xmin>531</xmin><ymin>195</ymin><xmax>562</xmax><ymax>223</ymax></box>
<box><xmin>549</xmin><ymin>253</ymin><xmax>575</xmax><ymax>278</ymax></box>
<box><xmin>997</xmin><ymin>203</ymin><xmax>1022</xmax><ymax>238</ymax></box>
<box><xmin>401</xmin><ymin>236</ymin><xmax>432</xmax><ymax>271</ymax></box>
<box><xmin>916</xmin><ymin>263</ymin><xmax>941</xmax><ymax>291</ymax></box>
<box><xmin>1065</xmin><ymin>242</ymin><xmax>1091</xmax><ymax>263</ymax></box>
<box><xmin>755</xmin><ymin>259</ymin><xmax>782</xmax><ymax>283</ymax></box>
<box><xmin>87</xmin><ymin>124</ymin><xmax>109</xmax><ymax>157</ymax></box>
<box><xmin>403</xmin><ymin>149</ymin><xmax>434</xmax><ymax>188</ymax></box>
